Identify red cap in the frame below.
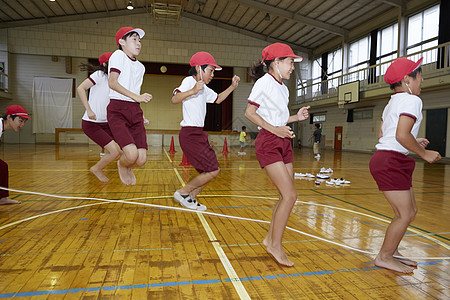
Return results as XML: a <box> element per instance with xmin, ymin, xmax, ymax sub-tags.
<box><xmin>115</xmin><ymin>27</ymin><xmax>145</xmax><ymax>46</ymax></box>
<box><xmin>6</xmin><ymin>105</ymin><xmax>31</xmax><ymax>120</ymax></box>
<box><xmin>262</xmin><ymin>43</ymin><xmax>303</xmax><ymax>62</ymax></box>
<box><xmin>384</xmin><ymin>57</ymin><xmax>423</xmax><ymax>84</ymax></box>
<box><xmin>189</xmin><ymin>52</ymin><xmax>222</xmax><ymax>71</ymax></box>
<box><xmin>98</xmin><ymin>52</ymin><xmax>113</xmax><ymax>65</ymax></box>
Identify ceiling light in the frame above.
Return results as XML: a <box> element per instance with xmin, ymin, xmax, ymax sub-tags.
<box><xmin>264</xmin><ymin>13</ymin><xmax>270</xmax><ymax>21</ymax></box>
<box><xmin>49</xmin><ymin>0</ymin><xmax>56</xmax><ymax>2</ymax></box>
<box><xmin>127</xmin><ymin>0</ymin><xmax>134</xmax><ymax>10</ymax></box>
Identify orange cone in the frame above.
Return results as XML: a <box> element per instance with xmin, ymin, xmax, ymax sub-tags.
<box><xmin>222</xmin><ymin>137</ymin><xmax>230</xmax><ymax>154</ymax></box>
<box><xmin>179</xmin><ymin>153</ymin><xmax>191</xmax><ymax>166</ymax></box>
<box><xmin>168</xmin><ymin>136</ymin><xmax>176</xmax><ymax>154</ymax></box>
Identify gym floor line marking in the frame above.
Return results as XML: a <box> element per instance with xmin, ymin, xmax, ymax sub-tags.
<box><xmin>0</xmin><ymin>261</ymin><xmax>445</xmax><ymax>298</ymax></box>
<box><xmin>163</xmin><ymin>149</ymin><xmax>251</xmax><ymax>300</ymax></box>
<box><xmin>311</xmin><ymin>189</ymin><xmax>450</xmax><ymax>246</ymax></box>
<box><xmin>2</xmin><ymin>192</ymin><xmax>448</xmax><ymax>251</ymax></box>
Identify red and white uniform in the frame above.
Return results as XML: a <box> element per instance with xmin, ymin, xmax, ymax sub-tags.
<box><xmin>248</xmin><ymin>73</ymin><xmax>293</xmax><ymax>168</ymax></box>
<box><xmin>82</xmin><ymin>70</ymin><xmax>110</xmax><ymax>123</ymax></box>
<box><xmin>376</xmin><ymin>92</ymin><xmax>423</xmax><ymax>154</ymax></box>
<box><xmin>108</xmin><ymin>50</ymin><xmax>145</xmax><ymax>102</ymax></box>
<box><xmin>174</xmin><ymin>76</ymin><xmax>218</xmax><ymax>127</ymax></box>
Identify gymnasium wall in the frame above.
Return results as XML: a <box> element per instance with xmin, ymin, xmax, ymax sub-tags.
<box><xmin>0</xmin><ymin>13</ymin><xmax>303</xmax><ymax>143</ymax></box>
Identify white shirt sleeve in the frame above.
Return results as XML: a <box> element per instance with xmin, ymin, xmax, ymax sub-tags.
<box><xmin>248</xmin><ymin>78</ymin><xmax>265</xmax><ymax>107</ymax></box>
<box><xmin>89</xmin><ymin>70</ymin><xmax>102</xmax><ymax>85</ymax></box>
<box><xmin>108</xmin><ymin>50</ymin><xmax>124</xmax><ymax>75</ymax></box>
<box><xmin>399</xmin><ymin>95</ymin><xmax>422</xmax><ymax>121</ymax></box>
<box><xmin>174</xmin><ymin>77</ymin><xmax>194</xmax><ymax>94</ymax></box>
<box><xmin>204</xmin><ymin>85</ymin><xmax>218</xmax><ymax>103</ymax></box>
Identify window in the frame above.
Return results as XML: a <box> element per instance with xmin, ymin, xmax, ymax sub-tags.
<box><xmin>407</xmin><ymin>5</ymin><xmax>440</xmax><ymax>63</ymax></box>
<box><xmin>327</xmin><ymin>48</ymin><xmax>342</xmax><ymax>89</ymax></box>
<box><xmin>377</xmin><ymin>23</ymin><xmax>398</xmax><ymax>75</ymax></box>
<box><xmin>312</xmin><ymin>57</ymin><xmax>322</xmax><ymax>95</ymax></box>
<box><xmin>348</xmin><ymin>36</ymin><xmax>370</xmax><ymax>81</ymax></box>
<box><xmin>353</xmin><ymin>109</ymin><xmax>373</xmax><ymax>120</ymax></box>
<box><xmin>313</xmin><ymin>114</ymin><xmax>326</xmax><ymax>122</ymax></box>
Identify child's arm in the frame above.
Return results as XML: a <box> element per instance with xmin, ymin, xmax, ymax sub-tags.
<box><xmin>378</xmin><ymin>120</ymin><xmax>383</xmax><ymax>139</ymax></box>
<box><xmin>288</xmin><ymin>106</ymin><xmax>310</xmax><ymax>123</ymax></box>
<box><xmin>171</xmin><ymin>80</ymin><xmax>204</xmax><ymax>104</ymax></box>
<box><xmin>109</xmin><ymin>72</ymin><xmax>152</xmax><ymax>103</ymax></box>
<box><xmin>245</xmin><ymin>103</ymin><xmax>294</xmax><ymax>139</ymax></box>
<box><xmin>216</xmin><ymin>75</ymin><xmax>240</xmax><ymax>104</ymax></box>
<box><xmin>396</xmin><ymin>115</ymin><xmax>441</xmax><ymax>163</ymax></box>
<box><xmin>77</xmin><ymin>78</ymin><xmax>96</xmax><ymax>120</ymax></box>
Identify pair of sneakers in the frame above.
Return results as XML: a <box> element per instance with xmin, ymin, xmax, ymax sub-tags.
<box><xmin>320</xmin><ymin>167</ymin><xmax>333</xmax><ymax>173</ymax></box>
<box><xmin>295</xmin><ymin>172</ymin><xmax>315</xmax><ymax>178</ymax></box>
<box><xmin>325</xmin><ymin>178</ymin><xmax>351</xmax><ymax>186</ymax></box>
<box><xmin>174</xmin><ymin>190</ymin><xmax>207</xmax><ymax>211</ymax></box>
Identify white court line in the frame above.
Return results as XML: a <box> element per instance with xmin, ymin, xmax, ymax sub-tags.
<box><xmin>164</xmin><ymin>149</ymin><xmax>251</xmax><ymax>300</ymax></box>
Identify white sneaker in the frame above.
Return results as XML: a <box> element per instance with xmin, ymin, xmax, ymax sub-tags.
<box><xmin>305</xmin><ymin>173</ymin><xmax>315</xmax><ymax>178</ymax></box>
<box><xmin>314</xmin><ymin>154</ymin><xmax>321</xmax><ymax>158</ymax></box>
<box><xmin>320</xmin><ymin>167</ymin><xmax>327</xmax><ymax>173</ymax></box>
<box><xmin>294</xmin><ymin>172</ymin><xmax>306</xmax><ymax>177</ymax></box>
<box><xmin>324</xmin><ymin>168</ymin><xmax>333</xmax><ymax>173</ymax></box>
<box><xmin>325</xmin><ymin>180</ymin><xmax>334</xmax><ymax>185</ymax></box>
<box><xmin>336</xmin><ymin>178</ymin><xmax>351</xmax><ymax>184</ymax></box>
<box><xmin>191</xmin><ymin>198</ymin><xmax>207</xmax><ymax>211</ymax></box>
<box><xmin>174</xmin><ymin>190</ymin><xmax>197</xmax><ymax>210</ymax></box>
<box><xmin>316</xmin><ymin>173</ymin><xmax>330</xmax><ymax>179</ymax></box>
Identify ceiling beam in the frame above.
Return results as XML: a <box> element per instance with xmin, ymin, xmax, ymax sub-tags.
<box><xmin>0</xmin><ymin>8</ymin><xmax>148</xmax><ymax>29</ymax></box>
<box><xmin>378</xmin><ymin>0</ymin><xmax>403</xmax><ymax>7</ymax></box>
<box><xmin>232</xmin><ymin>0</ymin><xmax>348</xmax><ymax>38</ymax></box>
<box><xmin>183</xmin><ymin>11</ymin><xmax>310</xmax><ymax>53</ymax></box>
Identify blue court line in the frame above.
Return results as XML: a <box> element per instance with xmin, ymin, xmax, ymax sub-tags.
<box><xmin>0</xmin><ymin>261</ymin><xmax>444</xmax><ymax>298</ymax></box>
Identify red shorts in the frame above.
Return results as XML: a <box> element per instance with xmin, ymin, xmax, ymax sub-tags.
<box><xmin>369</xmin><ymin>150</ymin><xmax>415</xmax><ymax>191</ymax></box>
<box><xmin>255</xmin><ymin>128</ymin><xmax>293</xmax><ymax>168</ymax></box>
<box><xmin>179</xmin><ymin>127</ymin><xmax>219</xmax><ymax>173</ymax></box>
<box><xmin>0</xmin><ymin>158</ymin><xmax>8</xmax><ymax>198</ymax></box>
<box><xmin>82</xmin><ymin>120</ymin><xmax>114</xmax><ymax>148</ymax></box>
<box><xmin>107</xmin><ymin>99</ymin><xmax>147</xmax><ymax>150</ymax></box>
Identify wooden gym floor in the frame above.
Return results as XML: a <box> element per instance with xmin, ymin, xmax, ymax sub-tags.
<box><xmin>0</xmin><ymin>143</ymin><xmax>449</xmax><ymax>299</ymax></box>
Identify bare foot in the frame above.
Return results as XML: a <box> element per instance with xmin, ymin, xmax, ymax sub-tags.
<box><xmin>394</xmin><ymin>250</ymin><xmax>417</xmax><ymax>267</ymax></box>
<box><xmin>266</xmin><ymin>245</ymin><xmax>294</xmax><ymax>267</ymax></box>
<box><xmin>374</xmin><ymin>255</ymin><xmax>414</xmax><ymax>273</ymax></box>
<box><xmin>0</xmin><ymin>198</ymin><xmax>21</xmax><ymax>205</ymax></box>
<box><xmin>117</xmin><ymin>161</ymin><xmax>131</xmax><ymax>185</ymax></box>
<box><xmin>263</xmin><ymin>235</ymin><xmax>271</xmax><ymax>247</ymax></box>
<box><xmin>90</xmin><ymin>166</ymin><xmax>109</xmax><ymax>182</ymax></box>
<box><xmin>128</xmin><ymin>168</ymin><xmax>136</xmax><ymax>185</ymax></box>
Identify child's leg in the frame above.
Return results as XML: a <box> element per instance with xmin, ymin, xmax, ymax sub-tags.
<box><xmin>126</xmin><ymin>149</ymin><xmax>147</xmax><ymax>185</ymax></box>
<box><xmin>375</xmin><ymin>189</ymin><xmax>417</xmax><ymax>273</ymax></box>
<box><xmin>117</xmin><ymin>144</ymin><xmax>139</xmax><ymax>185</ymax></box>
<box><xmin>0</xmin><ymin>159</ymin><xmax>20</xmax><ymax>205</ymax></box>
<box><xmin>264</xmin><ymin>161</ymin><xmax>297</xmax><ymax>267</ymax></box>
<box><xmin>90</xmin><ymin>141</ymin><xmax>121</xmax><ymax>182</ymax></box>
<box><xmin>179</xmin><ymin>169</ymin><xmax>220</xmax><ymax>197</ymax></box>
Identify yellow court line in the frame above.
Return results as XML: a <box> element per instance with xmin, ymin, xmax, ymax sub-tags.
<box><xmin>164</xmin><ymin>149</ymin><xmax>251</xmax><ymax>300</ymax></box>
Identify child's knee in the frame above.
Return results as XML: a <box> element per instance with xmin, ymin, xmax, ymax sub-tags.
<box><xmin>135</xmin><ymin>156</ymin><xmax>147</xmax><ymax>167</ymax></box>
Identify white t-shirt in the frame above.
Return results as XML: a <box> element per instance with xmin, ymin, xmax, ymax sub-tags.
<box><xmin>82</xmin><ymin>70</ymin><xmax>110</xmax><ymax>123</ymax></box>
<box><xmin>108</xmin><ymin>50</ymin><xmax>145</xmax><ymax>102</ymax></box>
<box><xmin>173</xmin><ymin>76</ymin><xmax>218</xmax><ymax>127</ymax></box>
<box><xmin>376</xmin><ymin>92</ymin><xmax>423</xmax><ymax>155</ymax></box>
<box><xmin>247</xmin><ymin>73</ymin><xmax>290</xmax><ymax>129</ymax></box>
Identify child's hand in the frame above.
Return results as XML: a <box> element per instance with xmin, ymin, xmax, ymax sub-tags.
<box><xmin>416</xmin><ymin>138</ymin><xmax>429</xmax><ymax>148</ymax></box>
<box><xmin>193</xmin><ymin>81</ymin><xmax>204</xmax><ymax>94</ymax></box>
<box><xmin>297</xmin><ymin>106</ymin><xmax>310</xmax><ymax>121</ymax></box>
<box><xmin>87</xmin><ymin>109</ymin><xmax>97</xmax><ymax>120</ymax></box>
<box><xmin>136</xmin><ymin>93</ymin><xmax>152</xmax><ymax>103</ymax></box>
<box><xmin>143</xmin><ymin>117</ymin><xmax>149</xmax><ymax>126</ymax></box>
<box><xmin>422</xmin><ymin>150</ymin><xmax>441</xmax><ymax>163</ymax></box>
<box><xmin>231</xmin><ymin>75</ymin><xmax>240</xmax><ymax>88</ymax></box>
<box><xmin>273</xmin><ymin>126</ymin><xmax>295</xmax><ymax>139</ymax></box>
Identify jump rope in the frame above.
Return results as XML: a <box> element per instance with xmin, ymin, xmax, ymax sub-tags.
<box><xmin>1</xmin><ymin>186</ymin><xmax>449</xmax><ymax>261</ymax></box>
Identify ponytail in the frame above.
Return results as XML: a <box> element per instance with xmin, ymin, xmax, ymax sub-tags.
<box><xmin>79</xmin><ymin>62</ymin><xmax>108</xmax><ymax>75</ymax></box>
<box><xmin>249</xmin><ymin>59</ymin><xmax>274</xmax><ymax>81</ymax></box>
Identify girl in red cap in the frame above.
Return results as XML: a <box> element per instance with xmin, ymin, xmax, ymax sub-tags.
<box><xmin>171</xmin><ymin>52</ymin><xmax>240</xmax><ymax>211</ymax></box>
<box><xmin>77</xmin><ymin>52</ymin><xmax>121</xmax><ymax>182</ymax></box>
<box><xmin>369</xmin><ymin>57</ymin><xmax>441</xmax><ymax>273</ymax></box>
<box><xmin>245</xmin><ymin>43</ymin><xmax>310</xmax><ymax>267</ymax></box>
<box><xmin>0</xmin><ymin>105</ymin><xmax>31</xmax><ymax>205</ymax></box>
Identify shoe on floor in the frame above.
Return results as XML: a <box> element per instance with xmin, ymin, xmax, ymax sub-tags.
<box><xmin>192</xmin><ymin>198</ymin><xmax>207</xmax><ymax>211</ymax></box>
<box><xmin>295</xmin><ymin>172</ymin><xmax>306</xmax><ymax>177</ymax></box>
<box><xmin>305</xmin><ymin>173</ymin><xmax>315</xmax><ymax>178</ymax></box>
<box><xmin>316</xmin><ymin>173</ymin><xmax>330</xmax><ymax>179</ymax></box>
<box><xmin>336</xmin><ymin>178</ymin><xmax>351</xmax><ymax>184</ymax></box>
<box><xmin>174</xmin><ymin>190</ymin><xmax>197</xmax><ymax>210</ymax></box>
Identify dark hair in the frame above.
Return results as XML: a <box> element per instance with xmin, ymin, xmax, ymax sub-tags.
<box><xmin>1</xmin><ymin>114</ymin><xmax>21</xmax><ymax>120</ymax></box>
<box><xmin>188</xmin><ymin>65</ymin><xmax>208</xmax><ymax>76</ymax></box>
<box><xmin>315</xmin><ymin>123</ymin><xmax>320</xmax><ymax>128</ymax></box>
<box><xmin>249</xmin><ymin>57</ymin><xmax>288</xmax><ymax>80</ymax></box>
<box><xmin>118</xmin><ymin>31</ymin><xmax>139</xmax><ymax>51</ymax></box>
<box><xmin>242</xmin><ymin>126</ymin><xmax>246</xmax><ymax>130</ymax></box>
<box><xmin>389</xmin><ymin>66</ymin><xmax>422</xmax><ymax>90</ymax></box>
<box><xmin>79</xmin><ymin>62</ymin><xmax>108</xmax><ymax>75</ymax></box>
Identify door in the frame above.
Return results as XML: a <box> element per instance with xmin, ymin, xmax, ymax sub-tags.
<box><xmin>426</xmin><ymin>108</ymin><xmax>447</xmax><ymax>156</ymax></box>
<box><xmin>334</xmin><ymin>126</ymin><xmax>343</xmax><ymax>150</ymax></box>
